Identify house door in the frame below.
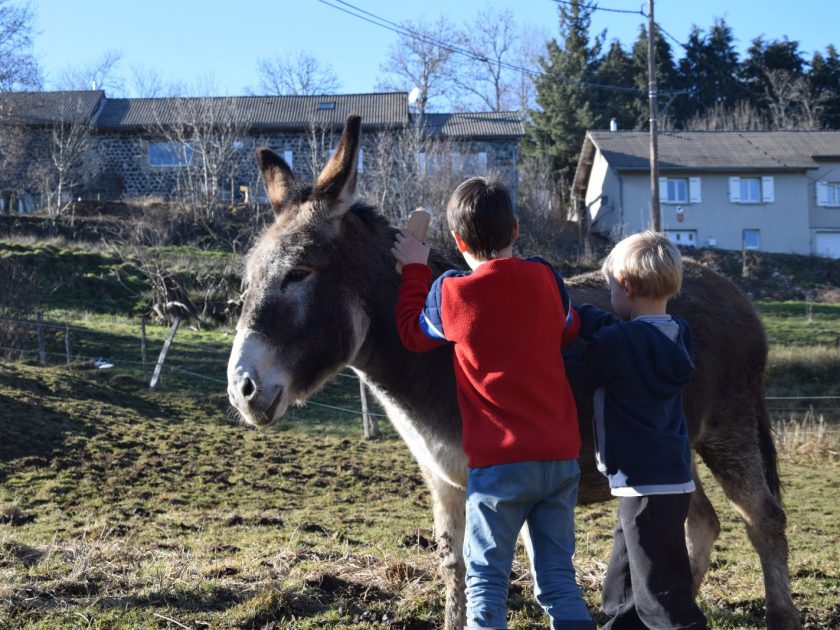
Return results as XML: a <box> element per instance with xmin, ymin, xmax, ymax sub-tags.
<box><xmin>815</xmin><ymin>232</ymin><xmax>840</xmax><ymax>258</ymax></box>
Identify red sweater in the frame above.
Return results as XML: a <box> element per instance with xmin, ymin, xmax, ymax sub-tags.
<box><xmin>396</xmin><ymin>259</ymin><xmax>581</xmax><ymax>468</ymax></box>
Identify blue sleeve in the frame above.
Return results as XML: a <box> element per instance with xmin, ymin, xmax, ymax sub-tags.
<box><xmin>576</xmin><ymin>303</ymin><xmax>621</xmax><ymax>341</ymax></box>
<box><xmin>418</xmin><ymin>269</ymin><xmax>464</xmax><ymax>342</ymax></box>
<box><xmin>525</xmin><ymin>256</ymin><xmax>574</xmax><ymax>330</ymax></box>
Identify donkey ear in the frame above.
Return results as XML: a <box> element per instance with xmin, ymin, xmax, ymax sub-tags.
<box><xmin>314</xmin><ymin>114</ymin><xmax>361</xmax><ymax>216</ymax></box>
<box><xmin>255</xmin><ymin>147</ymin><xmax>295</xmax><ymax>213</ymax></box>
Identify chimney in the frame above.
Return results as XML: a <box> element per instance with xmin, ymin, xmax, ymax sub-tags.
<box><xmin>610</xmin><ymin>118</ymin><xmax>619</xmax><ymax>132</ymax></box>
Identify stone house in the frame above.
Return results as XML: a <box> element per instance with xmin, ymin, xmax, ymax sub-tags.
<box><xmin>0</xmin><ymin>90</ymin><xmax>524</xmax><ymax>212</ymax></box>
<box><xmin>572</xmin><ymin>130</ymin><xmax>840</xmax><ymax>258</ymax></box>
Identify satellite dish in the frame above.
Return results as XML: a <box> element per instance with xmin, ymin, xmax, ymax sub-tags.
<box><xmin>408</xmin><ymin>86</ymin><xmax>420</xmax><ymax>105</ymax></box>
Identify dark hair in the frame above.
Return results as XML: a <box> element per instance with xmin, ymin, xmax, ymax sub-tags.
<box><xmin>446</xmin><ymin>176</ymin><xmax>517</xmax><ymax>259</ymax></box>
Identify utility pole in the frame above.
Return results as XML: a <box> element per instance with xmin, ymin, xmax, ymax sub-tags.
<box><xmin>648</xmin><ymin>0</ymin><xmax>661</xmax><ymax>231</ymax></box>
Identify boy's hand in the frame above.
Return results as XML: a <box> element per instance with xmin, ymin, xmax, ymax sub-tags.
<box><xmin>392</xmin><ymin>230</ymin><xmax>430</xmax><ymax>273</ymax></box>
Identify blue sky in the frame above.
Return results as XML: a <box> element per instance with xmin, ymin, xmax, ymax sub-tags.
<box><xmin>31</xmin><ymin>0</ymin><xmax>839</xmax><ymax>97</ymax></box>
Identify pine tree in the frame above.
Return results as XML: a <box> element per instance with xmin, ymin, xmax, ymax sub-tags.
<box><xmin>811</xmin><ymin>46</ymin><xmax>840</xmax><ymax>129</ymax></box>
<box><xmin>676</xmin><ymin>19</ymin><xmax>745</xmax><ymax>122</ymax></box>
<box><xmin>523</xmin><ymin>1</ymin><xmax>604</xmax><ymax>200</ymax></box>
<box><xmin>596</xmin><ymin>40</ymin><xmax>638</xmax><ymax>131</ymax></box>
<box><xmin>630</xmin><ymin>24</ymin><xmax>680</xmax><ymax>128</ymax></box>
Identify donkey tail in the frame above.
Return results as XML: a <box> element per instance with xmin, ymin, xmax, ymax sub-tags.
<box><xmin>756</xmin><ymin>395</ymin><xmax>782</xmax><ymax>502</ymax></box>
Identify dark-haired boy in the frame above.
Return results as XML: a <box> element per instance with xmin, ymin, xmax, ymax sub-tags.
<box><xmin>391</xmin><ymin>176</ymin><xmax>594</xmax><ymax>630</ymax></box>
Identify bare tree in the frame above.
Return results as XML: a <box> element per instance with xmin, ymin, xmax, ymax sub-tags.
<box><xmin>355</xmin><ymin>121</ymin><xmax>465</xmax><ymax>248</ymax></box>
<box><xmin>764</xmin><ymin>69</ymin><xmax>827</xmax><ymax>130</ymax></box>
<box><xmin>54</xmin><ymin>49</ymin><xmax>125</xmax><ymax>94</ymax></box>
<box><xmin>27</xmin><ymin>98</ymin><xmax>94</xmax><ymax>220</ymax></box>
<box><xmin>128</xmin><ymin>65</ymin><xmax>180</xmax><ymax>98</ymax></box>
<box><xmin>0</xmin><ymin>0</ymin><xmax>41</xmax><ymax>90</ymax></box>
<box><xmin>452</xmin><ymin>7</ymin><xmax>520</xmax><ymax>112</ymax></box>
<box><xmin>376</xmin><ymin>17</ymin><xmax>458</xmax><ymax>115</ymax></box>
<box><xmin>153</xmin><ymin>96</ymin><xmax>248</xmax><ymax>220</ymax></box>
<box><xmin>683</xmin><ymin>100</ymin><xmax>768</xmax><ymax>131</ymax></box>
<box><xmin>256</xmin><ymin>50</ymin><xmax>341</xmax><ymax>95</ymax></box>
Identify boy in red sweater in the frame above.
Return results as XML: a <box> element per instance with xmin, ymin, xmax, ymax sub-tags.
<box><xmin>392</xmin><ymin>176</ymin><xmax>594</xmax><ymax>630</ymax></box>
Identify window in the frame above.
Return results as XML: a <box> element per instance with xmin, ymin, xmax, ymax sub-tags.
<box><xmin>665</xmin><ymin>178</ymin><xmax>688</xmax><ymax>203</ymax></box>
<box><xmin>659</xmin><ymin>177</ymin><xmax>701</xmax><ymax>204</ymax></box>
<box><xmin>816</xmin><ymin>181</ymin><xmax>840</xmax><ymax>207</ymax></box>
<box><xmin>462</xmin><ymin>152</ymin><xmax>488</xmax><ymax>176</ymax></box>
<box><xmin>148</xmin><ymin>142</ymin><xmax>192</xmax><ymax>167</ymax></box>
<box><xmin>418</xmin><ymin>152</ymin><xmax>445</xmax><ymax>177</ymax></box>
<box><xmin>283</xmin><ymin>150</ymin><xmax>294</xmax><ymax>169</ymax></box>
<box><xmin>665</xmin><ymin>230</ymin><xmax>697</xmax><ymax>248</ymax></box>
<box><xmin>740</xmin><ymin>178</ymin><xmax>761</xmax><ymax>203</ymax></box>
<box><xmin>357</xmin><ymin>148</ymin><xmax>363</xmax><ymax>173</ymax></box>
<box><xmin>743</xmin><ymin>229</ymin><xmax>760</xmax><ymax>250</ymax></box>
<box><xmin>729</xmin><ymin>176</ymin><xmax>774</xmax><ymax>203</ymax></box>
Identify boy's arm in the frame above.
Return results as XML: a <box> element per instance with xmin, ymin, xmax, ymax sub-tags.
<box><xmin>525</xmin><ymin>256</ymin><xmax>579</xmax><ymax>347</ymax></box>
<box><xmin>575</xmin><ymin>303</ymin><xmax>621</xmax><ymax>341</ymax></box>
<box><xmin>396</xmin><ymin>263</ymin><xmax>449</xmax><ymax>352</ymax></box>
<box><xmin>575</xmin><ymin>328</ymin><xmax>616</xmax><ymax>389</ymax></box>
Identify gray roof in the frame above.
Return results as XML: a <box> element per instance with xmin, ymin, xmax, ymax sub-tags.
<box><xmin>96</xmin><ymin>93</ymin><xmax>409</xmax><ymax>130</ymax></box>
<box><xmin>587</xmin><ymin>130</ymin><xmax>840</xmax><ymax>171</ymax></box>
<box><xmin>0</xmin><ymin>90</ymin><xmax>105</xmax><ymax>125</ymax></box>
<box><xmin>418</xmin><ymin>112</ymin><xmax>524</xmax><ymax>139</ymax></box>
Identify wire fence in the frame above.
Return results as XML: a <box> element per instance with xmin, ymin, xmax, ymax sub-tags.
<box><xmin>2</xmin><ymin>315</ymin><xmax>839</xmax><ymax>436</ymax></box>
<box><xmin>0</xmin><ymin>314</ymin><xmax>387</xmax><ymax>438</ymax></box>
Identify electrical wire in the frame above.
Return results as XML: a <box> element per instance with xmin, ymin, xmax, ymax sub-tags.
<box><xmin>315</xmin><ymin>0</ymin><xmax>685</xmax><ymax>96</ymax></box>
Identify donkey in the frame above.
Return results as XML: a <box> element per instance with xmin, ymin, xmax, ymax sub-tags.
<box><xmin>227</xmin><ymin>115</ymin><xmax>802</xmax><ymax>630</ymax></box>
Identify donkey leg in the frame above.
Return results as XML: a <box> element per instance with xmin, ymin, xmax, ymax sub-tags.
<box><xmin>703</xmin><ymin>453</ymin><xmax>801</xmax><ymax>630</ymax></box>
<box><xmin>425</xmin><ymin>469</ymin><xmax>467</xmax><ymax>630</ymax></box>
<box><xmin>684</xmin><ymin>459</ymin><xmax>720</xmax><ymax>595</ymax></box>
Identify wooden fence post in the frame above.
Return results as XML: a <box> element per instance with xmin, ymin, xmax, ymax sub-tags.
<box><xmin>36</xmin><ymin>312</ymin><xmax>46</xmax><ymax>365</ymax></box>
<box><xmin>64</xmin><ymin>323</ymin><xmax>71</xmax><ymax>364</ymax></box>
<box><xmin>359</xmin><ymin>377</ymin><xmax>379</xmax><ymax>439</ymax></box>
<box><xmin>149</xmin><ymin>316</ymin><xmax>181</xmax><ymax>391</ymax></box>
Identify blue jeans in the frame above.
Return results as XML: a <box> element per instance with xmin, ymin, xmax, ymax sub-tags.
<box><xmin>464</xmin><ymin>459</ymin><xmax>594</xmax><ymax>630</ymax></box>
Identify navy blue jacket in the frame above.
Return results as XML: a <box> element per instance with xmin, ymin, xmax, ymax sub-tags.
<box><xmin>571</xmin><ymin>304</ymin><xmax>695</xmax><ymax>495</ymax></box>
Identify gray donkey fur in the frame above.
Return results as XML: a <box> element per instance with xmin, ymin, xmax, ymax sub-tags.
<box><xmin>227</xmin><ymin>115</ymin><xmax>801</xmax><ymax>630</ymax></box>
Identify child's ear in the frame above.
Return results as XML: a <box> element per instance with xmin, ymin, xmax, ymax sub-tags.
<box><xmin>452</xmin><ymin>231</ymin><xmax>469</xmax><ymax>253</ymax></box>
<box><xmin>621</xmin><ymin>278</ymin><xmax>635</xmax><ymax>299</ymax></box>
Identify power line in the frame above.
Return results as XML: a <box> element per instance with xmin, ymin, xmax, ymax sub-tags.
<box><xmin>315</xmin><ymin>0</ymin><xmax>680</xmax><ymax>96</ymax></box>
<box><xmin>551</xmin><ymin>0</ymin><xmax>645</xmax><ymax>16</ymax></box>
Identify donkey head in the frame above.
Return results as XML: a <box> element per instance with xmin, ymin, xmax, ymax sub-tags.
<box><xmin>227</xmin><ymin>115</ymin><xmax>371</xmax><ymax>426</ymax></box>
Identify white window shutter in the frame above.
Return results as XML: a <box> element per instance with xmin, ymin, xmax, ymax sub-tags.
<box><xmin>283</xmin><ymin>150</ymin><xmax>293</xmax><ymax>169</ymax></box>
<box><xmin>417</xmin><ymin>152</ymin><xmax>426</xmax><ymax>176</ymax></box>
<box><xmin>658</xmin><ymin>177</ymin><xmax>668</xmax><ymax>203</ymax></box>
<box><xmin>761</xmin><ymin>176</ymin><xmax>774</xmax><ymax>203</ymax></box>
<box><xmin>689</xmin><ymin>177</ymin><xmax>701</xmax><ymax>203</ymax></box>
<box><xmin>478</xmin><ymin>152</ymin><xmax>488</xmax><ymax>173</ymax></box>
<box><xmin>357</xmin><ymin>148</ymin><xmax>364</xmax><ymax>173</ymax></box>
<box><xmin>451</xmin><ymin>152</ymin><xmax>461</xmax><ymax>173</ymax></box>
<box><xmin>816</xmin><ymin>181</ymin><xmax>829</xmax><ymax>206</ymax></box>
<box><xmin>729</xmin><ymin>177</ymin><xmax>741</xmax><ymax>203</ymax></box>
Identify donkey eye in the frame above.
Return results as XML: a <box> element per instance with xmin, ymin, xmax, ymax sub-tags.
<box><xmin>281</xmin><ymin>268</ymin><xmax>311</xmax><ymax>289</ymax></box>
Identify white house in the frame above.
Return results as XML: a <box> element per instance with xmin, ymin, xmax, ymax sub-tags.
<box><xmin>571</xmin><ymin>130</ymin><xmax>840</xmax><ymax>258</ymax></box>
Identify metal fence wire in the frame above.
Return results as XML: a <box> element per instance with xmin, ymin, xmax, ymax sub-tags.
<box><xmin>1</xmin><ymin>315</ymin><xmax>839</xmax><ymax>435</ymax></box>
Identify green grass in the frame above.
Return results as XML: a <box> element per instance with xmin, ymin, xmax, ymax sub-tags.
<box><xmin>755</xmin><ymin>301</ymin><xmax>840</xmax><ymax>347</ymax></box>
<box><xmin>1</xmin><ymin>241</ymin><xmax>839</xmax><ymax>627</ymax></box>
<box><xmin>1</xmin><ymin>361</ymin><xmax>838</xmax><ymax>629</ymax></box>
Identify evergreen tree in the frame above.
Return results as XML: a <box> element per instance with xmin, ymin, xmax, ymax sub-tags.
<box><xmin>741</xmin><ymin>36</ymin><xmax>807</xmax><ymax>104</ymax></box>
<box><xmin>596</xmin><ymin>40</ymin><xmax>638</xmax><ymax>130</ymax></box>
<box><xmin>630</xmin><ymin>24</ymin><xmax>680</xmax><ymax>129</ymax></box>
<box><xmin>676</xmin><ymin>19</ymin><xmax>744</xmax><ymax>122</ymax></box>
<box><xmin>523</xmin><ymin>0</ymin><xmax>604</xmax><ymax>199</ymax></box>
<box><xmin>811</xmin><ymin>46</ymin><xmax>840</xmax><ymax>129</ymax></box>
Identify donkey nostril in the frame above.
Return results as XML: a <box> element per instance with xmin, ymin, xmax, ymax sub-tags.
<box><xmin>241</xmin><ymin>377</ymin><xmax>256</xmax><ymax>400</ymax></box>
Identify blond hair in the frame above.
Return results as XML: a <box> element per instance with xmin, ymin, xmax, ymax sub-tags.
<box><xmin>602</xmin><ymin>231</ymin><xmax>683</xmax><ymax>299</ymax></box>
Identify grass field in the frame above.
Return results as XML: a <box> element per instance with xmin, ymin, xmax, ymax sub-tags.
<box><xmin>2</xmin><ymin>237</ymin><xmax>839</xmax><ymax>628</ymax></box>
<box><xmin>1</xmin><ymin>333</ymin><xmax>839</xmax><ymax>628</ymax></box>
